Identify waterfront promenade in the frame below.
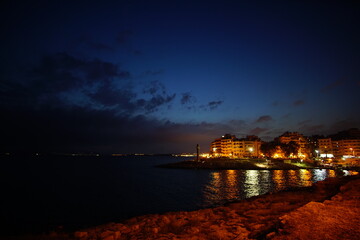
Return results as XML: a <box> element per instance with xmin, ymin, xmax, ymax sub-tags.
<box><xmin>158</xmin><ymin>158</ymin><xmax>360</xmax><ymax>171</ymax></box>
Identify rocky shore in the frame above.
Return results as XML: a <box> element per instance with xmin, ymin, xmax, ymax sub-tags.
<box><xmin>16</xmin><ymin>174</ymin><xmax>360</xmax><ymax>240</ymax></box>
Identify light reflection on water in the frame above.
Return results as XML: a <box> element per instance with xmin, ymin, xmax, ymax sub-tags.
<box><xmin>313</xmin><ymin>169</ymin><xmax>327</xmax><ymax>181</ymax></box>
<box><xmin>2</xmin><ymin>155</ymin><xmax>358</xmax><ymax>235</ymax></box>
<box><xmin>244</xmin><ymin>170</ymin><xmax>261</xmax><ymax>198</ymax></box>
<box><xmin>202</xmin><ymin>169</ymin><xmax>358</xmax><ymax>208</ymax></box>
<box><xmin>299</xmin><ymin>169</ymin><xmax>312</xmax><ymax>187</ymax></box>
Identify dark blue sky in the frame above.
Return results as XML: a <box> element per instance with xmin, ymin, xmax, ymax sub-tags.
<box><xmin>1</xmin><ymin>0</ymin><xmax>359</xmax><ymax>153</ymax></box>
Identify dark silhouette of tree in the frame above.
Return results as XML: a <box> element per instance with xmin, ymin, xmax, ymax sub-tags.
<box><xmin>281</xmin><ymin>141</ymin><xmax>300</xmax><ymax>157</ymax></box>
<box><xmin>260</xmin><ymin>141</ymin><xmax>278</xmax><ymax>158</ymax></box>
<box><xmin>261</xmin><ymin>140</ymin><xmax>300</xmax><ymax>158</ymax></box>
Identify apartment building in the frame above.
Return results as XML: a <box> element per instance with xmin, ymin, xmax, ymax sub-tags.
<box><xmin>210</xmin><ymin>134</ymin><xmax>261</xmax><ymax>158</ymax></box>
<box><xmin>318</xmin><ymin>138</ymin><xmax>334</xmax><ymax>156</ymax></box>
<box><xmin>318</xmin><ymin>138</ymin><xmax>359</xmax><ymax>158</ymax></box>
<box><xmin>277</xmin><ymin>132</ymin><xmax>309</xmax><ymax>157</ymax></box>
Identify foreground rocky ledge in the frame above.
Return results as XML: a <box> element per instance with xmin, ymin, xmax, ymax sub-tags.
<box><xmin>16</xmin><ymin>175</ymin><xmax>360</xmax><ymax>240</ymax></box>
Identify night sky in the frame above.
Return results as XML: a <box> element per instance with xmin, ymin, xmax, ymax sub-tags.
<box><xmin>1</xmin><ymin>0</ymin><xmax>359</xmax><ymax>154</ymax></box>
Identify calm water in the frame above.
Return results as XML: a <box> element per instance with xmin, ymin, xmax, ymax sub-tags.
<box><xmin>0</xmin><ymin>155</ymin><xmax>357</xmax><ymax>235</ymax></box>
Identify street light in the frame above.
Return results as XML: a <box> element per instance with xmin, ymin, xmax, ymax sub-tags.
<box><xmin>350</xmin><ymin>148</ymin><xmax>354</xmax><ymax>157</ymax></box>
<box><xmin>315</xmin><ymin>150</ymin><xmax>319</xmax><ymax>159</ymax></box>
<box><xmin>248</xmin><ymin>147</ymin><xmax>253</xmax><ymax>158</ymax></box>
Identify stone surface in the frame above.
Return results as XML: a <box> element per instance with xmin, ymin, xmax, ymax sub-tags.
<box><xmin>271</xmin><ymin>179</ymin><xmax>360</xmax><ymax>240</ymax></box>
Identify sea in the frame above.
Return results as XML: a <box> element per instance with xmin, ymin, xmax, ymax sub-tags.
<box><xmin>0</xmin><ymin>154</ymin><xmax>357</xmax><ymax>236</ymax></box>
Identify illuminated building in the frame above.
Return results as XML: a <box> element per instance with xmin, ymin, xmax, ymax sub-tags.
<box><xmin>318</xmin><ymin>138</ymin><xmax>334</xmax><ymax>157</ymax></box>
<box><xmin>210</xmin><ymin>134</ymin><xmax>261</xmax><ymax>158</ymax></box>
<box><xmin>211</xmin><ymin>134</ymin><xmax>236</xmax><ymax>157</ymax></box>
<box><xmin>336</xmin><ymin>139</ymin><xmax>359</xmax><ymax>157</ymax></box>
<box><xmin>277</xmin><ymin>132</ymin><xmax>309</xmax><ymax>158</ymax></box>
<box><xmin>318</xmin><ymin>138</ymin><xmax>360</xmax><ymax>158</ymax></box>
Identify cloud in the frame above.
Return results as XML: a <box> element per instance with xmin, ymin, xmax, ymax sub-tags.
<box><xmin>143</xmin><ymin>80</ymin><xmax>166</xmax><ymax>95</ymax></box>
<box><xmin>256</xmin><ymin>115</ymin><xmax>272</xmax><ymax>123</ymax></box>
<box><xmin>0</xmin><ymin>51</ymin><xmax>190</xmax><ymax>153</ymax></box>
<box><xmin>139</xmin><ymin>80</ymin><xmax>176</xmax><ymax>112</ymax></box>
<box><xmin>180</xmin><ymin>94</ymin><xmax>222</xmax><ymax>111</ymax></box>
<box><xmin>0</xmin><ymin>105</ymin><xmax>233</xmax><ymax>154</ymax></box>
<box><xmin>249</xmin><ymin>127</ymin><xmax>268</xmax><ymax>135</ymax></box>
<box><xmin>0</xmin><ymin>52</ymin><xmax>181</xmax><ymax>127</ymax></box>
<box><xmin>180</xmin><ymin>92</ymin><xmax>196</xmax><ymax>105</ymax></box>
<box><xmin>2</xmin><ymin>51</ymin><xmax>292</xmax><ymax>154</ymax></box>
<box><xmin>197</xmin><ymin>100</ymin><xmax>223</xmax><ymax>111</ymax></box>
<box><xmin>207</xmin><ymin>100</ymin><xmax>223</xmax><ymax>110</ymax></box>
<box><xmin>88</xmin><ymin>80</ymin><xmax>137</xmax><ymax>110</ymax></box>
<box><xmin>27</xmin><ymin>53</ymin><xmax>177</xmax><ymax>113</ymax></box>
<box><xmin>32</xmin><ymin>52</ymin><xmax>127</xmax><ymax>88</ymax></box>
<box><xmin>293</xmin><ymin>100</ymin><xmax>305</xmax><ymax>106</ymax></box>
<box><xmin>321</xmin><ymin>77</ymin><xmax>347</xmax><ymax>93</ymax></box>
<box><xmin>142</xmin><ymin>94</ymin><xmax>176</xmax><ymax>113</ymax></box>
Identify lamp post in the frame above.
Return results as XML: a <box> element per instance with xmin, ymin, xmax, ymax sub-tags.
<box><xmin>350</xmin><ymin>148</ymin><xmax>354</xmax><ymax>157</ymax></box>
<box><xmin>248</xmin><ymin>147</ymin><xmax>253</xmax><ymax>158</ymax></box>
<box><xmin>196</xmin><ymin>144</ymin><xmax>200</xmax><ymax>161</ymax></box>
<box><xmin>315</xmin><ymin>150</ymin><xmax>319</xmax><ymax>159</ymax></box>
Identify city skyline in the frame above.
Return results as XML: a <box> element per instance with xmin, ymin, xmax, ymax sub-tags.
<box><xmin>1</xmin><ymin>1</ymin><xmax>359</xmax><ymax>153</ymax></box>
<box><xmin>209</xmin><ymin>128</ymin><xmax>359</xmax><ymax>159</ymax></box>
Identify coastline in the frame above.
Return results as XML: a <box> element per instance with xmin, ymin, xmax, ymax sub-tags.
<box><xmin>16</xmin><ymin>174</ymin><xmax>360</xmax><ymax>240</ymax></box>
<box><xmin>157</xmin><ymin>158</ymin><xmax>360</xmax><ymax>171</ymax></box>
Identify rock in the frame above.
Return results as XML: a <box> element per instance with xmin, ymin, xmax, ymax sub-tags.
<box><xmin>266</xmin><ymin>232</ymin><xmax>276</xmax><ymax>239</ymax></box>
<box><xmin>101</xmin><ymin>230</ymin><xmax>114</xmax><ymax>239</ymax></box>
<box><xmin>185</xmin><ymin>227</ymin><xmax>200</xmax><ymax>234</ymax></box>
<box><xmin>170</xmin><ymin>217</ymin><xmax>188</xmax><ymax>229</ymax></box>
<box><xmin>331</xmin><ymin>194</ymin><xmax>343</xmax><ymax>201</ymax></box>
<box><xmin>159</xmin><ymin>215</ymin><xmax>171</xmax><ymax>225</ymax></box>
<box><xmin>114</xmin><ymin>231</ymin><xmax>121</xmax><ymax>239</ymax></box>
<box><xmin>152</xmin><ymin>227</ymin><xmax>159</xmax><ymax>234</ymax></box>
<box><xmin>74</xmin><ymin>231</ymin><xmax>88</xmax><ymax>238</ymax></box>
<box><xmin>273</xmin><ymin>199</ymin><xmax>360</xmax><ymax>240</ymax></box>
<box><xmin>102</xmin><ymin>235</ymin><xmax>114</xmax><ymax>240</ymax></box>
<box><xmin>131</xmin><ymin>224</ymin><xmax>140</xmax><ymax>230</ymax></box>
